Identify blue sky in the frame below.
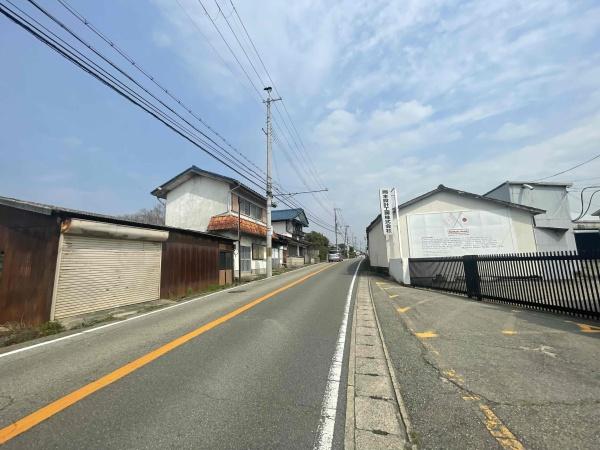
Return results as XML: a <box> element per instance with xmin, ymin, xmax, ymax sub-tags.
<box><xmin>1</xmin><ymin>0</ymin><xmax>600</xmax><ymax>243</ymax></box>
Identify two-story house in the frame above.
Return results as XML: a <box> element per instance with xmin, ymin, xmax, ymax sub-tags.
<box><xmin>152</xmin><ymin>166</ymin><xmax>278</xmax><ymax>279</ymax></box>
<box><xmin>484</xmin><ymin>181</ymin><xmax>577</xmax><ymax>252</ymax></box>
<box><xmin>271</xmin><ymin>209</ymin><xmax>309</xmax><ymax>267</ymax></box>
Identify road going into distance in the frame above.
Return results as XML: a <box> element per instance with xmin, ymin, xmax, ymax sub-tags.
<box><xmin>0</xmin><ymin>260</ymin><xmax>361</xmax><ymax>449</ymax></box>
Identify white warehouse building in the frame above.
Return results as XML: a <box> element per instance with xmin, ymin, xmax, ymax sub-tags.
<box><xmin>366</xmin><ymin>185</ymin><xmax>545</xmax><ymax>283</ymax></box>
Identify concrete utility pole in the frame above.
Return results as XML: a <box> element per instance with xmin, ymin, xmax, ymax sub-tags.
<box><xmin>334</xmin><ymin>208</ymin><xmax>340</xmax><ymax>251</ymax></box>
<box><xmin>264</xmin><ymin>87</ymin><xmax>281</xmax><ymax>278</ymax></box>
<box><xmin>344</xmin><ymin>225</ymin><xmax>350</xmax><ymax>258</ymax></box>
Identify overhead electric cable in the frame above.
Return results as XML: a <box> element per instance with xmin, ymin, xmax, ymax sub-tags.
<box><xmin>4</xmin><ymin>0</ymin><xmax>335</xmax><ymax>230</ymax></box>
<box><xmin>534</xmin><ymin>152</ymin><xmax>600</xmax><ymax>181</ymax></box>
<box><xmin>181</xmin><ymin>0</ymin><xmax>334</xmax><ymax>224</ymax></box>
<box><xmin>21</xmin><ymin>1</ymin><xmax>273</xmax><ymax>200</ymax></box>
<box><xmin>1</xmin><ymin>2</ymin><xmax>271</xmax><ymax>198</ymax></box>
<box><xmin>229</xmin><ymin>0</ymin><xmax>328</xmax><ymax>192</ymax></box>
<box><xmin>54</xmin><ymin>0</ymin><xmax>267</xmax><ymax>179</ymax></box>
<box><xmin>51</xmin><ymin>0</ymin><xmax>334</xmax><ymax>228</ymax></box>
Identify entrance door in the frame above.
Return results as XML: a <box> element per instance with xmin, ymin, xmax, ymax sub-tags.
<box><xmin>219</xmin><ymin>250</ymin><xmax>233</xmax><ymax>285</ymax></box>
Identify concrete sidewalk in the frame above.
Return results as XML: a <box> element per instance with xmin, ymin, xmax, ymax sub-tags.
<box><xmin>370</xmin><ymin>275</ymin><xmax>600</xmax><ymax>449</ymax></box>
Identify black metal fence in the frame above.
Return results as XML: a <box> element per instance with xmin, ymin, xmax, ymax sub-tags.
<box><xmin>409</xmin><ymin>252</ymin><xmax>600</xmax><ymax>319</ymax></box>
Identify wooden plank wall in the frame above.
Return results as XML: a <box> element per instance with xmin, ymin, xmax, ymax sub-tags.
<box><xmin>160</xmin><ymin>231</ymin><xmax>233</xmax><ymax>299</ymax></box>
<box><xmin>0</xmin><ymin>206</ymin><xmax>60</xmax><ymax>325</ymax></box>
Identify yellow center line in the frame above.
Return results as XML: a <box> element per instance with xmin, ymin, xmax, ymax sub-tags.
<box><xmin>0</xmin><ymin>264</ymin><xmax>333</xmax><ymax>445</ymax></box>
<box><xmin>397</xmin><ymin>307</ymin><xmax>410</xmax><ymax>313</ymax></box>
<box><xmin>388</xmin><ymin>294</ymin><xmax>399</xmax><ymax>299</ymax></box>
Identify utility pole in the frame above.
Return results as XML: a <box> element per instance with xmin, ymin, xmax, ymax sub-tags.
<box><xmin>344</xmin><ymin>225</ymin><xmax>349</xmax><ymax>258</ymax></box>
<box><xmin>264</xmin><ymin>87</ymin><xmax>281</xmax><ymax>278</ymax></box>
<box><xmin>334</xmin><ymin>208</ymin><xmax>340</xmax><ymax>251</ymax></box>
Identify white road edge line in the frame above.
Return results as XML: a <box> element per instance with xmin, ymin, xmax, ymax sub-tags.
<box><xmin>314</xmin><ymin>259</ymin><xmax>362</xmax><ymax>450</ymax></box>
<box><xmin>0</xmin><ymin>263</ymin><xmax>326</xmax><ymax>360</ymax></box>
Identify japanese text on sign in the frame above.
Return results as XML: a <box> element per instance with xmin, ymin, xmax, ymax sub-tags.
<box><xmin>379</xmin><ymin>188</ymin><xmax>393</xmax><ymax>235</ymax></box>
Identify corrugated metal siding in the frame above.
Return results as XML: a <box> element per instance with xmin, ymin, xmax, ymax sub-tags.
<box><xmin>54</xmin><ymin>235</ymin><xmax>161</xmax><ymax>319</ymax></box>
<box><xmin>160</xmin><ymin>231</ymin><xmax>233</xmax><ymax>298</ymax></box>
<box><xmin>0</xmin><ymin>205</ymin><xmax>60</xmax><ymax>325</ymax></box>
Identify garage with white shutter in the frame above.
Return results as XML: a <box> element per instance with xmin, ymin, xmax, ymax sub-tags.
<box><xmin>51</xmin><ymin>219</ymin><xmax>169</xmax><ymax>320</ymax></box>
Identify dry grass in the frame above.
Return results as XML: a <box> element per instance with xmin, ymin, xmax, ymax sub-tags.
<box><xmin>0</xmin><ymin>320</ymin><xmax>65</xmax><ymax>348</ymax></box>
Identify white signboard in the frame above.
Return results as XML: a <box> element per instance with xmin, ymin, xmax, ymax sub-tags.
<box><xmin>379</xmin><ymin>188</ymin><xmax>393</xmax><ymax>235</ymax></box>
<box><xmin>407</xmin><ymin>209</ymin><xmax>516</xmax><ymax>258</ymax></box>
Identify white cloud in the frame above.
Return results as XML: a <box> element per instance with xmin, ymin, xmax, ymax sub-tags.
<box><xmin>481</xmin><ymin>122</ymin><xmax>539</xmax><ymax>142</ymax></box>
<box><xmin>367</xmin><ymin>101</ymin><xmax>433</xmax><ymax>133</ymax></box>
<box><xmin>314</xmin><ymin>109</ymin><xmax>359</xmax><ymax>147</ymax></box>
<box><xmin>147</xmin><ymin>0</ymin><xmax>600</xmax><ymax>238</ymax></box>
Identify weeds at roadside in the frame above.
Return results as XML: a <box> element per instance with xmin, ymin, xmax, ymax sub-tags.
<box><xmin>0</xmin><ymin>320</ymin><xmax>65</xmax><ymax>347</ymax></box>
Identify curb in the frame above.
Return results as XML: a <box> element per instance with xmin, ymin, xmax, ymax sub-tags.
<box><xmin>344</xmin><ymin>280</ymin><xmax>358</xmax><ymax>450</ymax></box>
<box><xmin>368</xmin><ymin>276</ymin><xmax>417</xmax><ymax>449</ymax></box>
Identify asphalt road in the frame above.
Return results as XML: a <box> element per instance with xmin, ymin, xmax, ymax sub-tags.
<box><xmin>370</xmin><ymin>274</ymin><xmax>600</xmax><ymax>450</ymax></box>
<box><xmin>0</xmin><ymin>260</ymin><xmax>361</xmax><ymax>449</ymax></box>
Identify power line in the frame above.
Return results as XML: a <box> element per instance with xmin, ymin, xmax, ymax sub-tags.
<box><xmin>0</xmin><ymin>2</ymin><xmax>260</xmax><ymax>188</ymax></box>
<box><xmin>195</xmin><ymin>0</ymin><xmax>264</xmax><ymax>101</ymax></box>
<box><xmin>6</xmin><ymin>0</ymin><xmax>335</xmax><ymax>231</ymax></box>
<box><xmin>228</xmin><ymin>0</ymin><xmax>328</xmax><ymax>191</ymax></box>
<box><xmin>53</xmin><ymin>0</ymin><xmax>268</xmax><ymax>181</ymax></box>
<box><xmin>55</xmin><ymin>0</ymin><xmax>335</xmax><ymax>230</ymax></box>
<box><xmin>573</xmin><ymin>185</ymin><xmax>600</xmax><ymax>221</ymax></box>
<box><xmin>184</xmin><ymin>0</ymin><xmax>334</xmax><ymax>224</ymax></box>
<box><xmin>534</xmin><ymin>152</ymin><xmax>600</xmax><ymax>181</ymax></box>
<box><xmin>0</xmin><ymin>1</ymin><xmax>317</xmax><ymax>223</ymax></box>
<box><xmin>188</xmin><ymin>0</ymin><xmax>334</xmax><ymax>227</ymax></box>
<box><xmin>224</xmin><ymin>0</ymin><xmax>332</xmax><ymax>210</ymax></box>
<box><xmin>24</xmin><ymin>0</ymin><xmax>270</xmax><ymax>192</ymax></box>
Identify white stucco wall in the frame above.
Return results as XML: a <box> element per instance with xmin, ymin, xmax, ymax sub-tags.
<box><xmin>389</xmin><ymin>258</ymin><xmax>410</xmax><ymax>284</ymax></box>
<box><xmin>368</xmin><ymin>190</ymin><xmax>539</xmax><ymax>269</ymax></box>
<box><xmin>272</xmin><ymin>221</ymin><xmax>291</xmax><ymax>237</ymax></box>
<box><xmin>165</xmin><ymin>176</ymin><xmax>230</xmax><ymax>232</ymax></box>
<box><xmin>226</xmin><ymin>234</ymin><xmax>275</xmax><ymax>278</ymax></box>
<box><xmin>367</xmin><ymin>221</ymin><xmax>394</xmax><ymax>268</ymax></box>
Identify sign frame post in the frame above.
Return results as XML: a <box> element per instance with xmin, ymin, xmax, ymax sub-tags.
<box><xmin>379</xmin><ymin>188</ymin><xmax>393</xmax><ymax>265</ymax></box>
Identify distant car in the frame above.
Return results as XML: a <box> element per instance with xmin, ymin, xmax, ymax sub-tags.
<box><xmin>328</xmin><ymin>252</ymin><xmax>342</xmax><ymax>262</ymax></box>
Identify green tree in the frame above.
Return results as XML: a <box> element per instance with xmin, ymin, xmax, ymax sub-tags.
<box><xmin>306</xmin><ymin>231</ymin><xmax>330</xmax><ymax>261</ymax></box>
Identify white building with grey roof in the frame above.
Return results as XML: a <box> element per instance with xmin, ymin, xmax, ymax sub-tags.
<box><xmin>366</xmin><ymin>185</ymin><xmax>545</xmax><ymax>283</ymax></box>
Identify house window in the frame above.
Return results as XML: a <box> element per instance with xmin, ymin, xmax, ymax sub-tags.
<box><xmin>240</xmin><ymin>246</ymin><xmax>251</xmax><ymax>272</ymax></box>
<box><xmin>252</xmin><ymin>243</ymin><xmax>266</xmax><ymax>260</ymax></box>
<box><xmin>219</xmin><ymin>251</ymin><xmax>233</xmax><ymax>270</ymax></box>
<box><xmin>239</xmin><ymin>198</ymin><xmax>264</xmax><ymax>221</ymax></box>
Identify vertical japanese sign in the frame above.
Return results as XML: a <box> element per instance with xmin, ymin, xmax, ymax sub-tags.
<box><xmin>379</xmin><ymin>188</ymin><xmax>393</xmax><ymax>235</ymax></box>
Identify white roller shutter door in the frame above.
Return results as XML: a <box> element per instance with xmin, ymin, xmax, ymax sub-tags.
<box><xmin>53</xmin><ymin>234</ymin><xmax>162</xmax><ymax>319</ymax></box>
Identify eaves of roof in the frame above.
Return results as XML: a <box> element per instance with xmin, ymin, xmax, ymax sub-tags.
<box><xmin>151</xmin><ymin>166</ymin><xmax>266</xmax><ymax>202</ymax></box>
<box><xmin>0</xmin><ymin>195</ymin><xmax>234</xmax><ymax>242</ymax></box>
